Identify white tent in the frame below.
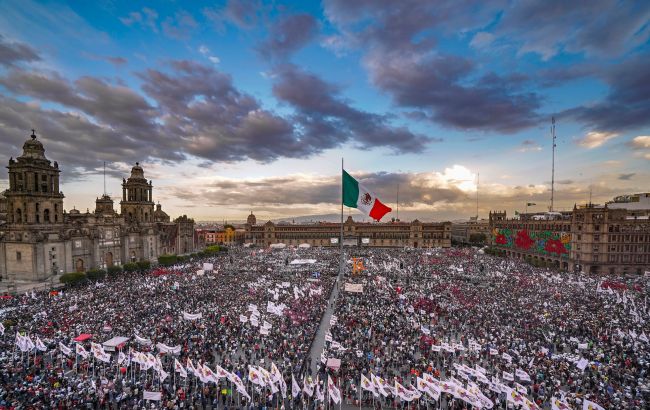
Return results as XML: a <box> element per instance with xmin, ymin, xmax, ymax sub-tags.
<box><xmin>269</xmin><ymin>243</ymin><xmax>286</xmax><ymax>249</ymax></box>
<box><xmin>102</xmin><ymin>336</ymin><xmax>129</xmax><ymax>352</ymax></box>
<box><xmin>298</xmin><ymin>243</ymin><xmax>311</xmax><ymax>249</ymax></box>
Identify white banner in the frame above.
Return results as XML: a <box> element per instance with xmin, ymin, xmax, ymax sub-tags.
<box><xmin>134</xmin><ymin>334</ymin><xmax>152</xmax><ymax>346</ymax></box>
<box><xmin>344</xmin><ymin>283</ymin><xmax>363</xmax><ymax>293</ymax></box>
<box><xmin>157</xmin><ymin>343</ymin><xmax>182</xmax><ymax>354</ymax></box>
<box><xmin>143</xmin><ymin>391</ymin><xmax>162</xmax><ymax>401</ymax></box>
<box><xmin>182</xmin><ymin>311</ymin><xmax>203</xmax><ymax>321</ymax></box>
<box><xmin>203</xmin><ymin>263</ymin><xmax>214</xmax><ymax>271</ymax></box>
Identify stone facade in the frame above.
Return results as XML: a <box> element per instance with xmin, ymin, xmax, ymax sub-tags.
<box><xmin>489</xmin><ymin>201</ymin><xmax>650</xmax><ymax>275</ymax></box>
<box><xmin>0</xmin><ymin>131</ymin><xmax>196</xmax><ymax>284</ymax></box>
<box><xmin>244</xmin><ymin>214</ymin><xmax>451</xmax><ymax>248</ymax></box>
<box><xmin>451</xmin><ymin>219</ymin><xmax>490</xmax><ymax>244</ymax></box>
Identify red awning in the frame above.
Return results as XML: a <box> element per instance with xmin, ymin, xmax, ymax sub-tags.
<box><xmin>73</xmin><ymin>333</ymin><xmax>93</xmax><ymax>342</ymax></box>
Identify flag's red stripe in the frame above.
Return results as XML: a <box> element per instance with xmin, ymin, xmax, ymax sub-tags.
<box><xmin>369</xmin><ymin>198</ymin><xmax>392</xmax><ymax>221</ymax></box>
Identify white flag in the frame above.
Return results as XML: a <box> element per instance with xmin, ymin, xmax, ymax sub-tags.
<box><xmin>292</xmin><ymin>374</ymin><xmax>302</xmax><ymax>398</ymax></box>
<box><xmin>59</xmin><ymin>342</ymin><xmax>72</xmax><ymax>356</ymax></box>
<box><xmin>35</xmin><ymin>337</ymin><xmax>47</xmax><ymax>352</ymax></box>
<box><xmin>327</xmin><ymin>376</ymin><xmax>341</xmax><ymax>404</ymax></box>
<box><xmin>583</xmin><ymin>399</ymin><xmax>605</xmax><ymax>410</ymax></box>
<box><xmin>75</xmin><ymin>343</ymin><xmax>89</xmax><ymax>358</ymax></box>
<box><xmin>175</xmin><ymin>359</ymin><xmax>188</xmax><ymax>378</ymax></box>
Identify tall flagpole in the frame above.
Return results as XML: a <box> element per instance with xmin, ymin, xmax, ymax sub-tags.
<box><xmin>340</xmin><ymin>158</ymin><xmax>344</xmax><ymax>280</ymax></box>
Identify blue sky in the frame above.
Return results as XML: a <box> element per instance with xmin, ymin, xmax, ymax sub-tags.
<box><xmin>0</xmin><ymin>0</ymin><xmax>648</xmax><ymax>222</ymax></box>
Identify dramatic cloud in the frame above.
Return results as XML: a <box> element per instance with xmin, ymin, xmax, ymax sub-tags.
<box><xmin>497</xmin><ymin>0</ymin><xmax>650</xmax><ymax>59</ymax></box>
<box><xmin>629</xmin><ymin>136</ymin><xmax>650</xmax><ymax>149</ymax></box>
<box><xmin>366</xmin><ymin>51</ymin><xmax>541</xmax><ymax>132</ymax></box>
<box><xmin>0</xmin><ymin>95</ymin><xmax>157</xmax><ymax>178</ymax></box>
<box><xmin>565</xmin><ymin>57</ymin><xmax>650</xmax><ymax>132</ymax></box>
<box><xmin>0</xmin><ymin>34</ymin><xmax>40</xmax><ymax>67</ymax></box>
<box><xmin>618</xmin><ymin>173</ymin><xmax>636</xmax><ymax>181</ymax></box>
<box><xmin>576</xmin><ymin>131</ymin><xmax>619</xmax><ymax>149</ymax></box>
<box><xmin>272</xmin><ymin>64</ymin><xmax>434</xmax><ymax>153</ymax></box>
<box><xmin>323</xmin><ymin>0</ymin><xmax>541</xmax><ymax>133</ymax></box>
<box><xmin>138</xmin><ymin>60</ymin><xmax>308</xmax><ymax>163</ymax></box>
<box><xmin>257</xmin><ymin>14</ymin><xmax>318</xmax><ymax>60</ymax></box>
<box><xmin>166</xmin><ymin>166</ymin><xmax>474</xmax><ymax>211</ymax></box>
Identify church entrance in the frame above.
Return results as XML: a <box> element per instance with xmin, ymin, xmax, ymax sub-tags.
<box><xmin>75</xmin><ymin>258</ymin><xmax>84</xmax><ymax>273</ymax></box>
<box><xmin>105</xmin><ymin>252</ymin><xmax>113</xmax><ymax>267</ymax></box>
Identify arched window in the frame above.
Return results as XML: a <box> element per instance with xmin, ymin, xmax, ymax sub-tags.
<box><xmin>44</xmin><ymin>209</ymin><xmax>50</xmax><ymax>223</ymax></box>
<box><xmin>15</xmin><ymin>208</ymin><xmax>22</xmax><ymax>224</ymax></box>
<box><xmin>144</xmin><ymin>212</ymin><xmax>148</xmax><ymax>222</ymax></box>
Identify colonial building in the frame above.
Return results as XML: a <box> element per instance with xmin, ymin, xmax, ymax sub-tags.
<box><xmin>244</xmin><ymin>213</ymin><xmax>451</xmax><ymax>248</ymax></box>
<box><xmin>0</xmin><ymin>131</ymin><xmax>196</xmax><ymax>284</ymax></box>
<box><xmin>489</xmin><ymin>195</ymin><xmax>650</xmax><ymax>274</ymax></box>
<box><xmin>451</xmin><ymin>218</ymin><xmax>490</xmax><ymax>244</ymax></box>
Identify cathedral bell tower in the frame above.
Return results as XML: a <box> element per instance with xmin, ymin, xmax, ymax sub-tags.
<box><xmin>5</xmin><ymin>130</ymin><xmax>64</xmax><ymax>226</ymax></box>
<box><xmin>120</xmin><ymin>162</ymin><xmax>154</xmax><ymax>224</ymax></box>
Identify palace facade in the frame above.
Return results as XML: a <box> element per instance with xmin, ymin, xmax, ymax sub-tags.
<box><xmin>0</xmin><ymin>131</ymin><xmax>196</xmax><ymax>284</ymax></box>
<box><xmin>244</xmin><ymin>213</ymin><xmax>451</xmax><ymax>248</ymax></box>
<box><xmin>489</xmin><ymin>194</ymin><xmax>650</xmax><ymax>275</ymax></box>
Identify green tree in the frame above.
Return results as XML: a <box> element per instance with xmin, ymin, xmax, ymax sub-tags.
<box><xmin>158</xmin><ymin>254</ymin><xmax>178</xmax><ymax>266</ymax></box>
<box><xmin>60</xmin><ymin>272</ymin><xmax>87</xmax><ymax>286</ymax></box>
<box><xmin>85</xmin><ymin>268</ymin><xmax>106</xmax><ymax>281</ymax></box>
<box><xmin>136</xmin><ymin>260</ymin><xmax>151</xmax><ymax>271</ymax></box>
<box><xmin>123</xmin><ymin>262</ymin><xmax>138</xmax><ymax>272</ymax></box>
<box><xmin>107</xmin><ymin>265</ymin><xmax>123</xmax><ymax>276</ymax></box>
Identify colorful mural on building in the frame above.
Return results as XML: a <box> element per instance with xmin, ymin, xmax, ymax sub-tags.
<box><xmin>492</xmin><ymin>228</ymin><xmax>571</xmax><ymax>257</ymax></box>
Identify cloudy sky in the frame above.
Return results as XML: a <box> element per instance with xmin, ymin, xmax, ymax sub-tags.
<box><xmin>0</xmin><ymin>0</ymin><xmax>648</xmax><ymax>222</ymax></box>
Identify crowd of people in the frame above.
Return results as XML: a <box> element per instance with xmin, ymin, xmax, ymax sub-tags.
<box><xmin>320</xmin><ymin>248</ymin><xmax>650</xmax><ymax>410</ymax></box>
<box><xmin>1</xmin><ymin>247</ymin><xmax>338</xmax><ymax>408</ymax></box>
<box><xmin>1</xmin><ymin>245</ymin><xmax>649</xmax><ymax>409</ymax></box>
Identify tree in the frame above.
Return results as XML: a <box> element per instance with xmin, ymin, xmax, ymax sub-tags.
<box><xmin>123</xmin><ymin>262</ymin><xmax>138</xmax><ymax>272</ymax></box>
<box><xmin>158</xmin><ymin>254</ymin><xmax>178</xmax><ymax>266</ymax></box>
<box><xmin>60</xmin><ymin>272</ymin><xmax>86</xmax><ymax>286</ymax></box>
<box><xmin>85</xmin><ymin>268</ymin><xmax>106</xmax><ymax>281</ymax></box>
<box><xmin>107</xmin><ymin>265</ymin><xmax>123</xmax><ymax>276</ymax></box>
<box><xmin>136</xmin><ymin>260</ymin><xmax>151</xmax><ymax>271</ymax></box>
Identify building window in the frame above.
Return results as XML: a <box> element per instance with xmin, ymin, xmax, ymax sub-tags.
<box><xmin>16</xmin><ymin>251</ymin><xmax>21</xmax><ymax>261</ymax></box>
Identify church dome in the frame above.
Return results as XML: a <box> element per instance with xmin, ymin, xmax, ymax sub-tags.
<box><xmin>128</xmin><ymin>162</ymin><xmax>146</xmax><ymax>180</ymax></box>
<box><xmin>247</xmin><ymin>212</ymin><xmax>257</xmax><ymax>225</ymax></box>
<box><xmin>154</xmin><ymin>203</ymin><xmax>170</xmax><ymax>222</ymax></box>
<box><xmin>21</xmin><ymin>130</ymin><xmax>46</xmax><ymax>160</ymax></box>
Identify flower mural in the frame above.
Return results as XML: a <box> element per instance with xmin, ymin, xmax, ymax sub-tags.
<box><xmin>492</xmin><ymin>229</ymin><xmax>571</xmax><ymax>257</ymax></box>
<box><xmin>544</xmin><ymin>238</ymin><xmax>568</xmax><ymax>255</ymax></box>
<box><xmin>514</xmin><ymin>230</ymin><xmax>534</xmax><ymax>250</ymax></box>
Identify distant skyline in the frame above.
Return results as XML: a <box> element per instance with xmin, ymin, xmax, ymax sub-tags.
<box><xmin>0</xmin><ymin>0</ymin><xmax>648</xmax><ymax>222</ymax></box>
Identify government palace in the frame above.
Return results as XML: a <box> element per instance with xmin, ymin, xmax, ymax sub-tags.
<box><xmin>0</xmin><ymin>131</ymin><xmax>196</xmax><ymax>284</ymax></box>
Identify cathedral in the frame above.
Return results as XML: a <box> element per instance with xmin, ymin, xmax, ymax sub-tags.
<box><xmin>0</xmin><ymin>131</ymin><xmax>196</xmax><ymax>284</ymax></box>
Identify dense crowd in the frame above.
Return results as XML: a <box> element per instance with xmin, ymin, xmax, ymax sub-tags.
<box><xmin>1</xmin><ymin>247</ymin><xmax>337</xmax><ymax>409</ymax></box>
<box><xmin>321</xmin><ymin>248</ymin><xmax>650</xmax><ymax>410</ymax></box>
<box><xmin>1</xmin><ymin>245</ymin><xmax>649</xmax><ymax>409</ymax></box>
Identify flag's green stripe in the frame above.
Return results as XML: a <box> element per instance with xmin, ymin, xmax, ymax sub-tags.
<box><xmin>342</xmin><ymin>169</ymin><xmax>359</xmax><ymax>208</ymax></box>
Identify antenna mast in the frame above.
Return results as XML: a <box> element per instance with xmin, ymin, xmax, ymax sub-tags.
<box><xmin>550</xmin><ymin>117</ymin><xmax>556</xmax><ymax>212</ymax></box>
<box><xmin>103</xmin><ymin>161</ymin><xmax>106</xmax><ymax>196</ymax></box>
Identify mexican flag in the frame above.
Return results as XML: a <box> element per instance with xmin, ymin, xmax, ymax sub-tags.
<box><xmin>343</xmin><ymin>170</ymin><xmax>392</xmax><ymax>221</ymax></box>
